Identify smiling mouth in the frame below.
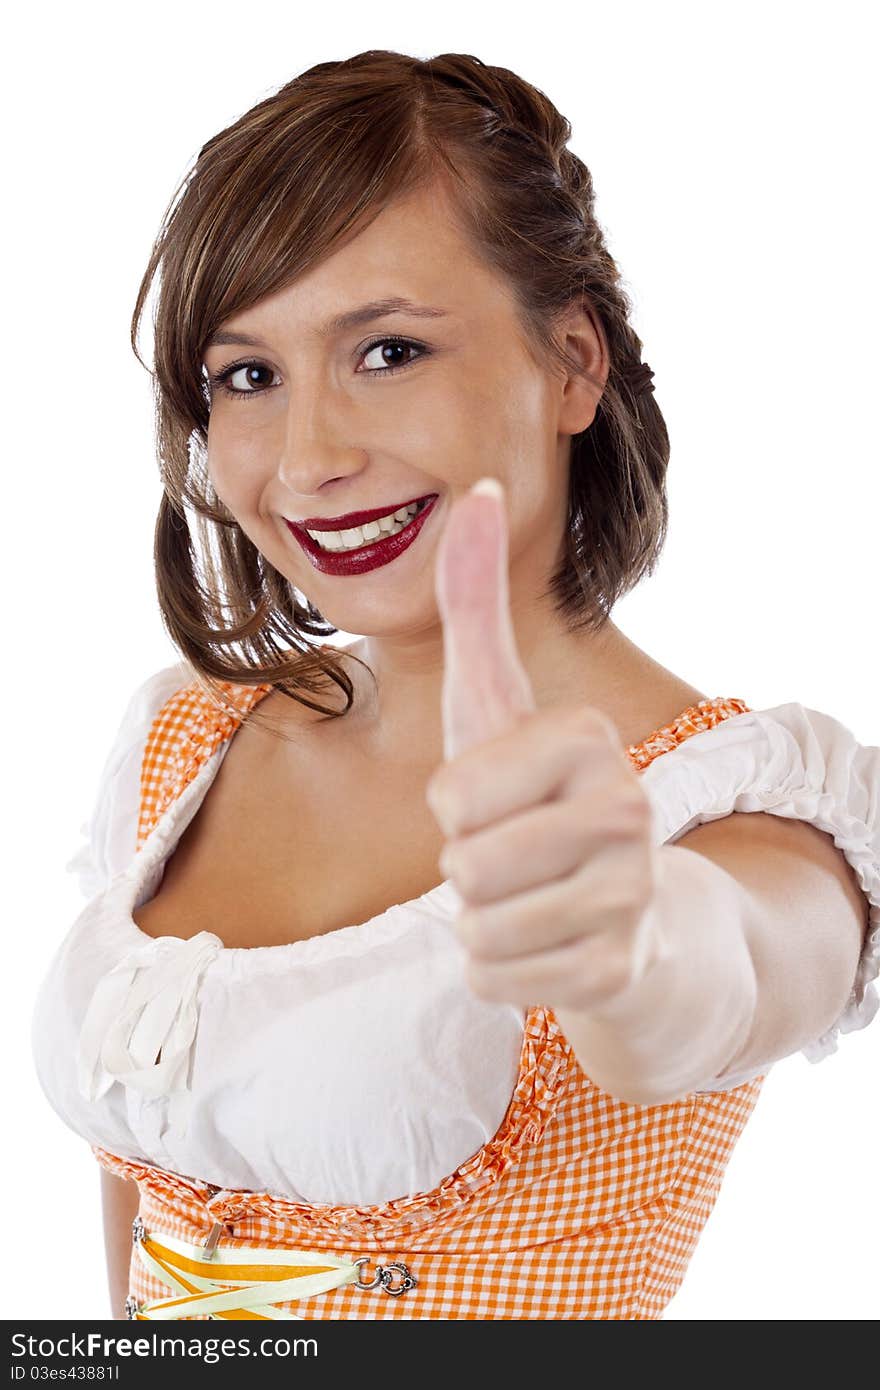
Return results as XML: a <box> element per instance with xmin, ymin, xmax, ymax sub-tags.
<box><xmin>283</xmin><ymin>493</ymin><xmax>439</xmax><ymax>576</ymax></box>
<box><xmin>292</xmin><ymin>496</ymin><xmax>434</xmax><ymax>552</ymax></box>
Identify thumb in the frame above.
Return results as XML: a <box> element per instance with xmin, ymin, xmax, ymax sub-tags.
<box><xmin>435</xmin><ymin>476</ymin><xmax>537</xmax><ymax>763</ymax></box>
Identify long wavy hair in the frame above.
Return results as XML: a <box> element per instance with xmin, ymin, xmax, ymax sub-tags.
<box><xmin>131</xmin><ymin>49</ymin><xmax>669</xmax><ymax>735</ymax></box>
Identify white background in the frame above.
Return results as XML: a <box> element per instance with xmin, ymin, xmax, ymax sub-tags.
<box><xmin>5</xmin><ymin>0</ymin><xmax>877</xmax><ymax>1321</ymax></box>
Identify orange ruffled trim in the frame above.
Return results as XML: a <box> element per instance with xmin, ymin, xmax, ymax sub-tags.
<box><xmin>625</xmin><ymin>696</ymin><xmax>751</xmax><ymax>770</ymax></box>
<box><xmin>95</xmin><ymin>693</ymin><xmax>751</xmax><ymax>1244</ymax></box>
<box><xmin>92</xmin><ymin>1004</ymin><xmax>574</xmax><ymax>1243</ymax></box>
<box><xmin>137</xmin><ymin>678</ymin><xmax>274</xmax><ymax>853</ymax></box>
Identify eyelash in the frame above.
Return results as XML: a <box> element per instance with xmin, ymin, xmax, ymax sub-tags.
<box><xmin>206</xmin><ymin>336</ymin><xmax>428</xmax><ymax>403</ymax></box>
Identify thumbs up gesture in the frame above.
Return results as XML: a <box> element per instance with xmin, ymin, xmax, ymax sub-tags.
<box><xmin>425</xmin><ymin>477</ymin><xmax>665</xmax><ymax>1017</ymax></box>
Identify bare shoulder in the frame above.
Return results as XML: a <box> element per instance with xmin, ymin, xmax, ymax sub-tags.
<box><xmin>602</xmin><ymin>656</ymin><xmax>710</xmax><ymax>752</ymax></box>
<box><xmin>624</xmin><ymin>678</ymin><xmax>710</xmax><ymax>748</ymax></box>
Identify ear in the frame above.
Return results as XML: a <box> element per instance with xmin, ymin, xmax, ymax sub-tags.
<box><xmin>552</xmin><ymin>297</ymin><xmax>610</xmax><ymax>437</ymax></box>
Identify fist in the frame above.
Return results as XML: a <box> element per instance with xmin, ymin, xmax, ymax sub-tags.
<box><xmin>426</xmin><ymin>478</ymin><xmax>663</xmax><ymax>1014</ymax></box>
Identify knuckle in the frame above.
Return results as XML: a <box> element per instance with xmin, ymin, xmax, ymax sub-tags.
<box><xmin>571</xmin><ymin>731</ymin><xmax>610</xmax><ymax>766</ymax></box>
<box><xmin>569</xmin><ymin>704</ymin><xmax>615</xmax><ymax>739</ymax></box>
<box><xmin>558</xmin><ymin>707</ymin><xmax>607</xmax><ymax>759</ymax></box>
<box><xmin>568</xmin><ymin>933</ymin><xmax>600</xmax><ymax>984</ymax></box>
<box><xmin>464</xmin><ymin>960</ymin><xmax>503</xmax><ymax>1002</ymax></box>
<box><xmin>425</xmin><ymin>769</ymin><xmax>449</xmax><ymax>803</ymax></box>
<box><xmin>595</xmin><ymin>710</ymin><xmax>620</xmax><ymax>746</ymax></box>
<box><xmin>443</xmin><ymin>845</ymin><xmax>479</xmax><ymax>900</ymax></box>
<box><xmin>426</xmin><ymin>772</ymin><xmax>460</xmax><ymax>825</ymax></box>
<box><xmin>438</xmin><ymin>841</ymin><xmax>457</xmax><ymax>878</ymax></box>
<box><xmin>602</xmin><ymin>788</ymin><xmax>652</xmax><ymax>841</ymax></box>
<box><xmin>592</xmin><ymin>875</ymin><xmax>648</xmax><ymax>923</ymax></box>
<box><xmin>456</xmin><ymin>908</ymin><xmax>498</xmax><ymax>958</ymax></box>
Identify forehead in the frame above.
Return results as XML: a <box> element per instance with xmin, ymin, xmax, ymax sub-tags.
<box><xmin>220</xmin><ymin>180</ymin><xmax>519</xmax><ymax>338</ymax></box>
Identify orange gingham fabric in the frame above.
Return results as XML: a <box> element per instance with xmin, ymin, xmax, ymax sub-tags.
<box><xmin>92</xmin><ymin>682</ymin><xmax>765</xmax><ymax>1320</ymax></box>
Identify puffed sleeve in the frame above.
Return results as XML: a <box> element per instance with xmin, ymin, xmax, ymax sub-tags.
<box><xmin>64</xmin><ymin>660</ymin><xmax>193</xmax><ymax>900</ymax></box>
<box><xmin>639</xmin><ymin>701</ymin><xmax>880</xmax><ymax>1073</ymax></box>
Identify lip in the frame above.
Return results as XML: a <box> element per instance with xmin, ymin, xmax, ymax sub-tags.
<box><xmin>293</xmin><ymin>494</ymin><xmax>434</xmax><ymax>532</ymax></box>
<box><xmin>285</xmin><ymin>494</ymin><xmax>439</xmax><ymax>577</ymax></box>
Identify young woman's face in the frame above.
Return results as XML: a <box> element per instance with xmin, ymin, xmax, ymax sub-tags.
<box><xmin>202</xmin><ymin>177</ymin><xmax>605</xmax><ymax>639</ymax></box>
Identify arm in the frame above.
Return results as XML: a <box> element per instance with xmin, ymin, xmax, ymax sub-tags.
<box><xmin>556</xmin><ymin>810</ymin><xmax>869</xmax><ymax>1105</ymax></box>
<box><xmin>100</xmin><ymin>1169</ymin><xmax>140</xmax><ymax>1319</ymax></box>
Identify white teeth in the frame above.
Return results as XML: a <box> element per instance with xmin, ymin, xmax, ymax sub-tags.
<box><xmin>306</xmin><ymin>501</ymin><xmax>424</xmax><ymax>552</ymax></box>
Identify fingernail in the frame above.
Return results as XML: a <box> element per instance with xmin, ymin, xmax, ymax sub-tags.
<box><xmin>471</xmin><ymin>476</ymin><xmax>504</xmax><ymax>500</ymax></box>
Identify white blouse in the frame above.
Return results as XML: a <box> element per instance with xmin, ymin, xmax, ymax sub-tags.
<box><xmin>31</xmin><ymin>663</ymin><xmax>880</xmax><ymax>1207</ymax></box>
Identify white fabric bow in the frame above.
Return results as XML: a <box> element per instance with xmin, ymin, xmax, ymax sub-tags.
<box><xmin>77</xmin><ymin>931</ymin><xmax>224</xmax><ymax>1102</ymax></box>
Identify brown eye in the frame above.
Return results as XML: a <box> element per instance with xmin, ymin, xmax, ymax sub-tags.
<box><xmin>362</xmin><ymin>339</ymin><xmax>420</xmax><ymax>372</ymax></box>
<box><xmin>206</xmin><ymin>359</ymin><xmax>281</xmax><ymax>403</ymax></box>
<box><xmin>223</xmin><ymin>363</ymin><xmax>277</xmax><ymax>393</ymax></box>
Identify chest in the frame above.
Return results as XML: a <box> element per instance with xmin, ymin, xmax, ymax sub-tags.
<box><xmin>131</xmin><ymin>715</ymin><xmax>450</xmax><ymax>949</ymax></box>
<box><xmin>130</xmin><ymin>681</ymin><xmax>706</xmax><ymax>950</ymax></box>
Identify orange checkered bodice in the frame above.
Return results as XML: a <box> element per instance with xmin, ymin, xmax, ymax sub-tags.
<box><xmin>92</xmin><ymin>681</ymin><xmax>765</xmax><ymax>1319</ymax></box>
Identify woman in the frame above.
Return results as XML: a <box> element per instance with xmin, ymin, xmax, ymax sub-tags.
<box><xmin>32</xmin><ymin>49</ymin><xmax>878</xmax><ymax>1320</ymax></box>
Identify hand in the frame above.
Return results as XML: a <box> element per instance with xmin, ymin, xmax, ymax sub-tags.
<box><xmin>425</xmin><ymin>477</ymin><xmax>665</xmax><ymax>1015</ymax></box>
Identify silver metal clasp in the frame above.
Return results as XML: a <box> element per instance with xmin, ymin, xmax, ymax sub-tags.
<box><xmin>131</xmin><ymin>1216</ymin><xmax>146</xmax><ymax>1246</ymax></box>
<box><xmin>353</xmin><ymin>1257</ymin><xmax>418</xmax><ymax>1297</ymax></box>
<box><xmin>379</xmin><ymin>1261</ymin><xmax>418</xmax><ymax>1297</ymax></box>
<box><xmin>123</xmin><ymin>1294</ymin><xmax>139</xmax><ymax>1320</ymax></box>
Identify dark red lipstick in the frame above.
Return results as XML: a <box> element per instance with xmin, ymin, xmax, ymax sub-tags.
<box><xmin>285</xmin><ymin>494</ymin><xmax>439</xmax><ymax>576</ymax></box>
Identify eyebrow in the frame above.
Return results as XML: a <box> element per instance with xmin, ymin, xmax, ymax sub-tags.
<box><xmin>205</xmin><ymin>298</ymin><xmax>449</xmax><ymax>350</ymax></box>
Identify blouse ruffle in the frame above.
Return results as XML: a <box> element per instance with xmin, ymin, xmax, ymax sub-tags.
<box><xmin>64</xmin><ymin>661</ymin><xmax>193</xmax><ymax>900</ymax></box>
<box><xmin>638</xmin><ymin>701</ymin><xmax>880</xmax><ymax>1062</ymax></box>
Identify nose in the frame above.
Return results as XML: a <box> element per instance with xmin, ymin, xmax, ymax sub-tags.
<box><xmin>274</xmin><ymin>372</ymin><xmax>365</xmax><ymax>496</ymax></box>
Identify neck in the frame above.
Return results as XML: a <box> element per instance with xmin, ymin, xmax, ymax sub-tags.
<box><xmin>336</xmin><ymin>611</ymin><xmax>642</xmax><ymax>759</ymax></box>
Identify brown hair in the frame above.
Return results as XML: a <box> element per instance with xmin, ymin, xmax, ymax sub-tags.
<box><xmin>131</xmin><ymin>49</ymin><xmax>669</xmax><ymax>734</ymax></box>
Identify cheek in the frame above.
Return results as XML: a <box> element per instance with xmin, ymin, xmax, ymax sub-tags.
<box><xmin>498</xmin><ymin>373</ymin><xmax>557</xmax><ymax>472</ymax></box>
<box><xmin>456</xmin><ymin>355</ymin><xmax>550</xmax><ymax>459</ymax></box>
<box><xmin>205</xmin><ymin>435</ymin><xmax>262</xmax><ymax>515</ymax></box>
<box><xmin>399</xmin><ymin>380</ymin><xmax>529</xmax><ymax>488</ymax></box>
